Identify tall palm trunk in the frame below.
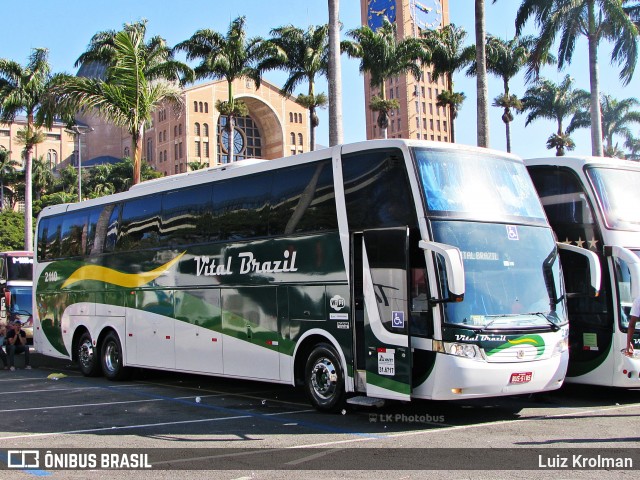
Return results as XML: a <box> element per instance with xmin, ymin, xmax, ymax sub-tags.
<box><xmin>475</xmin><ymin>0</ymin><xmax>489</xmax><ymax>148</ymax></box>
<box><xmin>587</xmin><ymin>3</ymin><xmax>603</xmax><ymax>157</ymax></box>
<box><xmin>132</xmin><ymin>128</ymin><xmax>143</xmax><ymax>185</ymax></box>
<box><xmin>504</xmin><ymin>79</ymin><xmax>511</xmax><ymax>153</ymax></box>
<box><xmin>328</xmin><ymin>0</ymin><xmax>343</xmax><ymax>146</ymax></box>
<box><xmin>309</xmin><ymin>81</ymin><xmax>316</xmax><ymax>151</ymax></box>
<box><xmin>24</xmin><ymin>115</ymin><xmax>34</xmax><ymax>251</ymax></box>
<box><xmin>379</xmin><ymin>81</ymin><xmax>388</xmax><ymax>140</ymax></box>
<box><xmin>228</xmin><ymin>81</ymin><xmax>237</xmax><ymax>164</ymax></box>
<box><xmin>449</xmin><ymin>73</ymin><xmax>456</xmax><ymax>143</ymax></box>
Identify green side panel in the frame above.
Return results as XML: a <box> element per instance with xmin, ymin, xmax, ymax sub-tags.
<box><xmin>35</xmin><ymin>293</ymin><xmax>68</xmax><ymax>356</ymax></box>
<box><xmin>366</xmin><ymin>371</ymin><xmax>411</xmax><ymax>395</ymax></box>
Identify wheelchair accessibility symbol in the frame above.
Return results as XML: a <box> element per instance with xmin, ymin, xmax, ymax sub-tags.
<box><xmin>392</xmin><ymin>311</ymin><xmax>405</xmax><ymax>328</ymax></box>
<box><xmin>506</xmin><ymin>225</ymin><xmax>519</xmax><ymax>241</ymax></box>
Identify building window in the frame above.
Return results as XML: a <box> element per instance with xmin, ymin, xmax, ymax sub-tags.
<box><xmin>194</xmin><ymin>122</ymin><xmax>200</xmax><ymax>136</ymax></box>
<box><xmin>164</xmin><ymin>150</ymin><xmax>167</xmax><ymax>162</ymax></box>
<box><xmin>290</xmin><ymin>132</ymin><xmax>295</xmax><ymax>144</ymax></box>
<box><xmin>298</xmin><ymin>133</ymin><xmax>303</xmax><ymax>146</ymax></box>
<box><xmin>217</xmin><ymin>114</ymin><xmax>262</xmax><ymax>163</ymax></box>
<box><xmin>195</xmin><ymin>140</ymin><xmax>201</xmax><ymax>157</ymax></box>
<box><xmin>443</xmin><ymin>121</ymin><xmax>448</xmax><ymax>132</ymax></box>
<box><xmin>174</xmin><ymin>126</ymin><xmax>178</xmax><ymax>137</ymax></box>
<box><xmin>46</xmin><ymin>149</ymin><xmax>57</xmax><ymax>168</ymax></box>
<box><xmin>146</xmin><ymin>139</ymin><xmax>152</xmax><ymax>161</ymax></box>
<box><xmin>174</xmin><ymin>144</ymin><xmax>178</xmax><ymax>161</ymax></box>
<box><xmin>179</xmin><ymin>124</ymin><xmax>182</xmax><ymax>135</ymax></box>
<box><xmin>204</xmin><ymin>142</ymin><xmax>209</xmax><ymax>158</ymax></box>
<box><xmin>289</xmin><ymin>112</ymin><xmax>294</xmax><ymax>123</ymax></box>
<box><xmin>204</xmin><ymin>102</ymin><xmax>208</xmax><ymax>113</ymax></box>
<box><xmin>179</xmin><ymin>142</ymin><xmax>183</xmax><ymax>158</ymax></box>
<box><xmin>397</xmin><ymin>118</ymin><xmax>401</xmax><ymax>132</ymax></box>
<box><xmin>158</xmin><ymin>152</ymin><xmax>162</xmax><ymax>163</ymax></box>
<box><xmin>436</xmin><ymin>120</ymin><xmax>441</xmax><ymax>131</ymax></box>
<box><xmin>203</xmin><ymin>123</ymin><xmax>209</xmax><ymax>137</ymax></box>
<box><xmin>194</xmin><ymin>101</ymin><xmax>198</xmax><ymax>112</ymax></box>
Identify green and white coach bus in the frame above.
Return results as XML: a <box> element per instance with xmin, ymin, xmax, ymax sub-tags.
<box><xmin>526</xmin><ymin>156</ymin><xmax>640</xmax><ymax>387</ymax></box>
<box><xmin>34</xmin><ymin>140</ymin><xmax>584</xmax><ymax>411</ymax></box>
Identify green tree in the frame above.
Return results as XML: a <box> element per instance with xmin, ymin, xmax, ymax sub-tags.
<box><xmin>0</xmin><ymin>148</ymin><xmax>18</xmax><ymax>210</ymax></box>
<box><xmin>483</xmin><ymin>35</ymin><xmax>554</xmax><ymax>152</ymax></box>
<box><xmin>261</xmin><ymin>24</ymin><xmax>329</xmax><ymax>151</ymax></box>
<box><xmin>188</xmin><ymin>161</ymin><xmax>207</xmax><ymax>171</ymax></box>
<box><xmin>0</xmin><ymin>48</ymin><xmax>68</xmax><ymax>251</ymax></box>
<box><xmin>175</xmin><ymin>16</ymin><xmax>263</xmax><ymax>164</ymax></box>
<box><xmin>569</xmin><ymin>94</ymin><xmax>640</xmax><ymax>156</ymax></box>
<box><xmin>624</xmin><ymin>133</ymin><xmax>640</xmax><ymax>159</ymax></box>
<box><xmin>31</xmin><ymin>155</ymin><xmax>54</xmax><ymax>201</ymax></box>
<box><xmin>53</xmin><ymin>20</ymin><xmax>190</xmax><ymax>185</ymax></box>
<box><xmin>422</xmin><ymin>24</ymin><xmax>475</xmax><ymax>143</ymax></box>
<box><xmin>0</xmin><ymin>211</ymin><xmax>26</xmax><ymax>251</ymax></box>
<box><xmin>521</xmin><ymin>75</ymin><xmax>589</xmax><ymax>156</ymax></box>
<box><xmin>516</xmin><ymin>0</ymin><xmax>640</xmax><ymax>157</ymax></box>
<box><xmin>343</xmin><ymin>18</ymin><xmax>425</xmax><ymax>139</ymax></box>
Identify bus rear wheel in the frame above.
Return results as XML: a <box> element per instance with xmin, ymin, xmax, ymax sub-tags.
<box><xmin>100</xmin><ymin>332</ymin><xmax>130</xmax><ymax>381</ymax></box>
<box><xmin>77</xmin><ymin>331</ymin><xmax>102</xmax><ymax>377</ymax></box>
<box><xmin>304</xmin><ymin>343</ymin><xmax>345</xmax><ymax>412</ymax></box>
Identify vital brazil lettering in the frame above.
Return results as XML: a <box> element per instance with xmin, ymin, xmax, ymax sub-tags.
<box><xmin>58</xmin><ymin>250</ymin><xmax>298</xmax><ymax>289</ymax></box>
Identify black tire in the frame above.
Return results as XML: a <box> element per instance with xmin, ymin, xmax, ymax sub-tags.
<box><xmin>304</xmin><ymin>343</ymin><xmax>345</xmax><ymax>412</ymax></box>
<box><xmin>100</xmin><ymin>331</ymin><xmax>130</xmax><ymax>381</ymax></box>
<box><xmin>76</xmin><ymin>331</ymin><xmax>102</xmax><ymax>377</ymax></box>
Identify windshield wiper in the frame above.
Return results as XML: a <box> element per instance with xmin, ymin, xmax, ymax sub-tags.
<box><xmin>532</xmin><ymin>312</ymin><xmax>560</xmax><ymax>331</ymax></box>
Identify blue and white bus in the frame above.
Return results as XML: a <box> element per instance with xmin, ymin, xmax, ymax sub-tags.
<box><xmin>34</xmin><ymin>140</ymin><xmax>583</xmax><ymax>411</ymax></box>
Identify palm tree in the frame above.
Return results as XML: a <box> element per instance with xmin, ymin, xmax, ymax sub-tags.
<box><xmin>0</xmin><ymin>48</ymin><xmax>67</xmax><ymax>250</ymax></box>
<box><xmin>343</xmin><ymin>19</ymin><xmax>425</xmax><ymax>139</ymax></box>
<box><xmin>55</xmin><ymin>20</ymin><xmax>190</xmax><ymax>186</ymax></box>
<box><xmin>475</xmin><ymin>0</ymin><xmax>490</xmax><ymax>148</ymax></box>
<box><xmin>175</xmin><ymin>17</ymin><xmax>263</xmax><ymax>164</ymax></box>
<box><xmin>569</xmin><ymin>94</ymin><xmax>640</xmax><ymax>156</ymax></box>
<box><xmin>260</xmin><ymin>24</ymin><xmax>329</xmax><ymax>151</ymax></box>
<box><xmin>422</xmin><ymin>24</ymin><xmax>475</xmax><ymax>143</ymax></box>
<box><xmin>483</xmin><ymin>35</ymin><xmax>554</xmax><ymax>152</ymax></box>
<box><xmin>624</xmin><ymin>134</ymin><xmax>640</xmax><ymax>160</ymax></box>
<box><xmin>521</xmin><ymin>75</ymin><xmax>589</xmax><ymax>156</ymax></box>
<box><xmin>328</xmin><ymin>0</ymin><xmax>343</xmax><ymax>146</ymax></box>
<box><xmin>0</xmin><ymin>148</ymin><xmax>18</xmax><ymax>210</ymax></box>
<box><xmin>516</xmin><ymin>0</ymin><xmax>640</xmax><ymax>157</ymax></box>
<box><xmin>31</xmin><ymin>155</ymin><xmax>54</xmax><ymax>201</ymax></box>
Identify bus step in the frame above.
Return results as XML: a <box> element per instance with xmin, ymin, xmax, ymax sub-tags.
<box><xmin>346</xmin><ymin>396</ymin><xmax>385</xmax><ymax>408</ymax></box>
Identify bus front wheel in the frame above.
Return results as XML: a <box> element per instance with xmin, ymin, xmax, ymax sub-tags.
<box><xmin>100</xmin><ymin>332</ymin><xmax>130</xmax><ymax>381</ymax></box>
<box><xmin>304</xmin><ymin>343</ymin><xmax>345</xmax><ymax>412</ymax></box>
<box><xmin>77</xmin><ymin>331</ymin><xmax>102</xmax><ymax>377</ymax></box>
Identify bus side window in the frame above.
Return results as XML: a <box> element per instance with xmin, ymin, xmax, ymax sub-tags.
<box><xmin>45</xmin><ymin>217</ymin><xmax>63</xmax><ymax>260</ymax></box>
<box><xmin>117</xmin><ymin>196</ymin><xmax>161</xmax><ymax>251</ymax></box>
<box><xmin>342</xmin><ymin>149</ymin><xmax>417</xmax><ymax>231</ymax></box>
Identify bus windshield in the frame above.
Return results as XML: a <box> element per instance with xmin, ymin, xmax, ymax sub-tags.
<box><xmin>8</xmin><ymin>286</ymin><xmax>32</xmax><ymax>315</ymax></box>
<box><xmin>432</xmin><ymin>221</ymin><xmax>566</xmax><ymax>328</ymax></box>
<box><xmin>413</xmin><ymin>147</ymin><xmax>547</xmax><ymax>224</ymax></box>
<box><xmin>586</xmin><ymin>166</ymin><xmax>640</xmax><ymax>232</ymax></box>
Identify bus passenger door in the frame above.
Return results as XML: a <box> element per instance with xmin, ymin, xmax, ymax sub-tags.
<box><xmin>360</xmin><ymin>228</ymin><xmax>411</xmax><ymax>401</ymax></box>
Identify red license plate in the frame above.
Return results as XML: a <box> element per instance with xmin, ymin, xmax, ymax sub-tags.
<box><xmin>509</xmin><ymin>372</ymin><xmax>533</xmax><ymax>384</ymax></box>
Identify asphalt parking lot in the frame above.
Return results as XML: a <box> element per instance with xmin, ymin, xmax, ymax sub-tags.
<box><xmin>1</xmin><ymin>351</ymin><xmax>639</xmax><ymax>479</ymax></box>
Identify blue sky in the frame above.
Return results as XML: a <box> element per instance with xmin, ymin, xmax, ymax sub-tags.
<box><xmin>1</xmin><ymin>0</ymin><xmax>638</xmax><ymax>159</ymax></box>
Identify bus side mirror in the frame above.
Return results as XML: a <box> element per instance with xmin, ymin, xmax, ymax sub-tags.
<box><xmin>419</xmin><ymin>240</ymin><xmax>465</xmax><ymax>302</ymax></box>
<box><xmin>557</xmin><ymin>243</ymin><xmax>601</xmax><ymax>297</ymax></box>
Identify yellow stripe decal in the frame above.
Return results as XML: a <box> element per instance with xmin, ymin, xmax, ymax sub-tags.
<box><xmin>61</xmin><ymin>252</ymin><xmax>185</xmax><ymax>289</ymax></box>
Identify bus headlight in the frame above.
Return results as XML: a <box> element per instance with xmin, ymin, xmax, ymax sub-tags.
<box><xmin>448</xmin><ymin>343</ymin><xmax>480</xmax><ymax>359</ymax></box>
<box><xmin>554</xmin><ymin>326</ymin><xmax>570</xmax><ymax>354</ymax></box>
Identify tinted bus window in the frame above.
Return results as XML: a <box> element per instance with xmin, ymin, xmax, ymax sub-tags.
<box><xmin>161</xmin><ymin>184</ymin><xmax>215</xmax><ymax>245</ymax></box>
<box><xmin>342</xmin><ymin>149</ymin><xmax>416</xmax><ymax>230</ymax></box>
<box><xmin>117</xmin><ymin>196</ymin><xmax>161</xmax><ymax>251</ymax></box>
<box><xmin>270</xmin><ymin>160</ymin><xmax>337</xmax><ymax>235</ymax></box>
<box><xmin>45</xmin><ymin>216</ymin><xmax>63</xmax><ymax>260</ymax></box>
<box><xmin>214</xmin><ymin>174</ymin><xmax>271</xmax><ymax>241</ymax></box>
<box><xmin>60</xmin><ymin>212</ymin><xmax>88</xmax><ymax>258</ymax></box>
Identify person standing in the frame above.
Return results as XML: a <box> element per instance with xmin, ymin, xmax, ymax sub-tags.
<box><xmin>0</xmin><ymin>324</ymin><xmax>8</xmax><ymax>369</ymax></box>
<box><xmin>626</xmin><ymin>296</ymin><xmax>640</xmax><ymax>355</ymax></box>
<box><xmin>6</xmin><ymin>321</ymin><xmax>30</xmax><ymax>371</ymax></box>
